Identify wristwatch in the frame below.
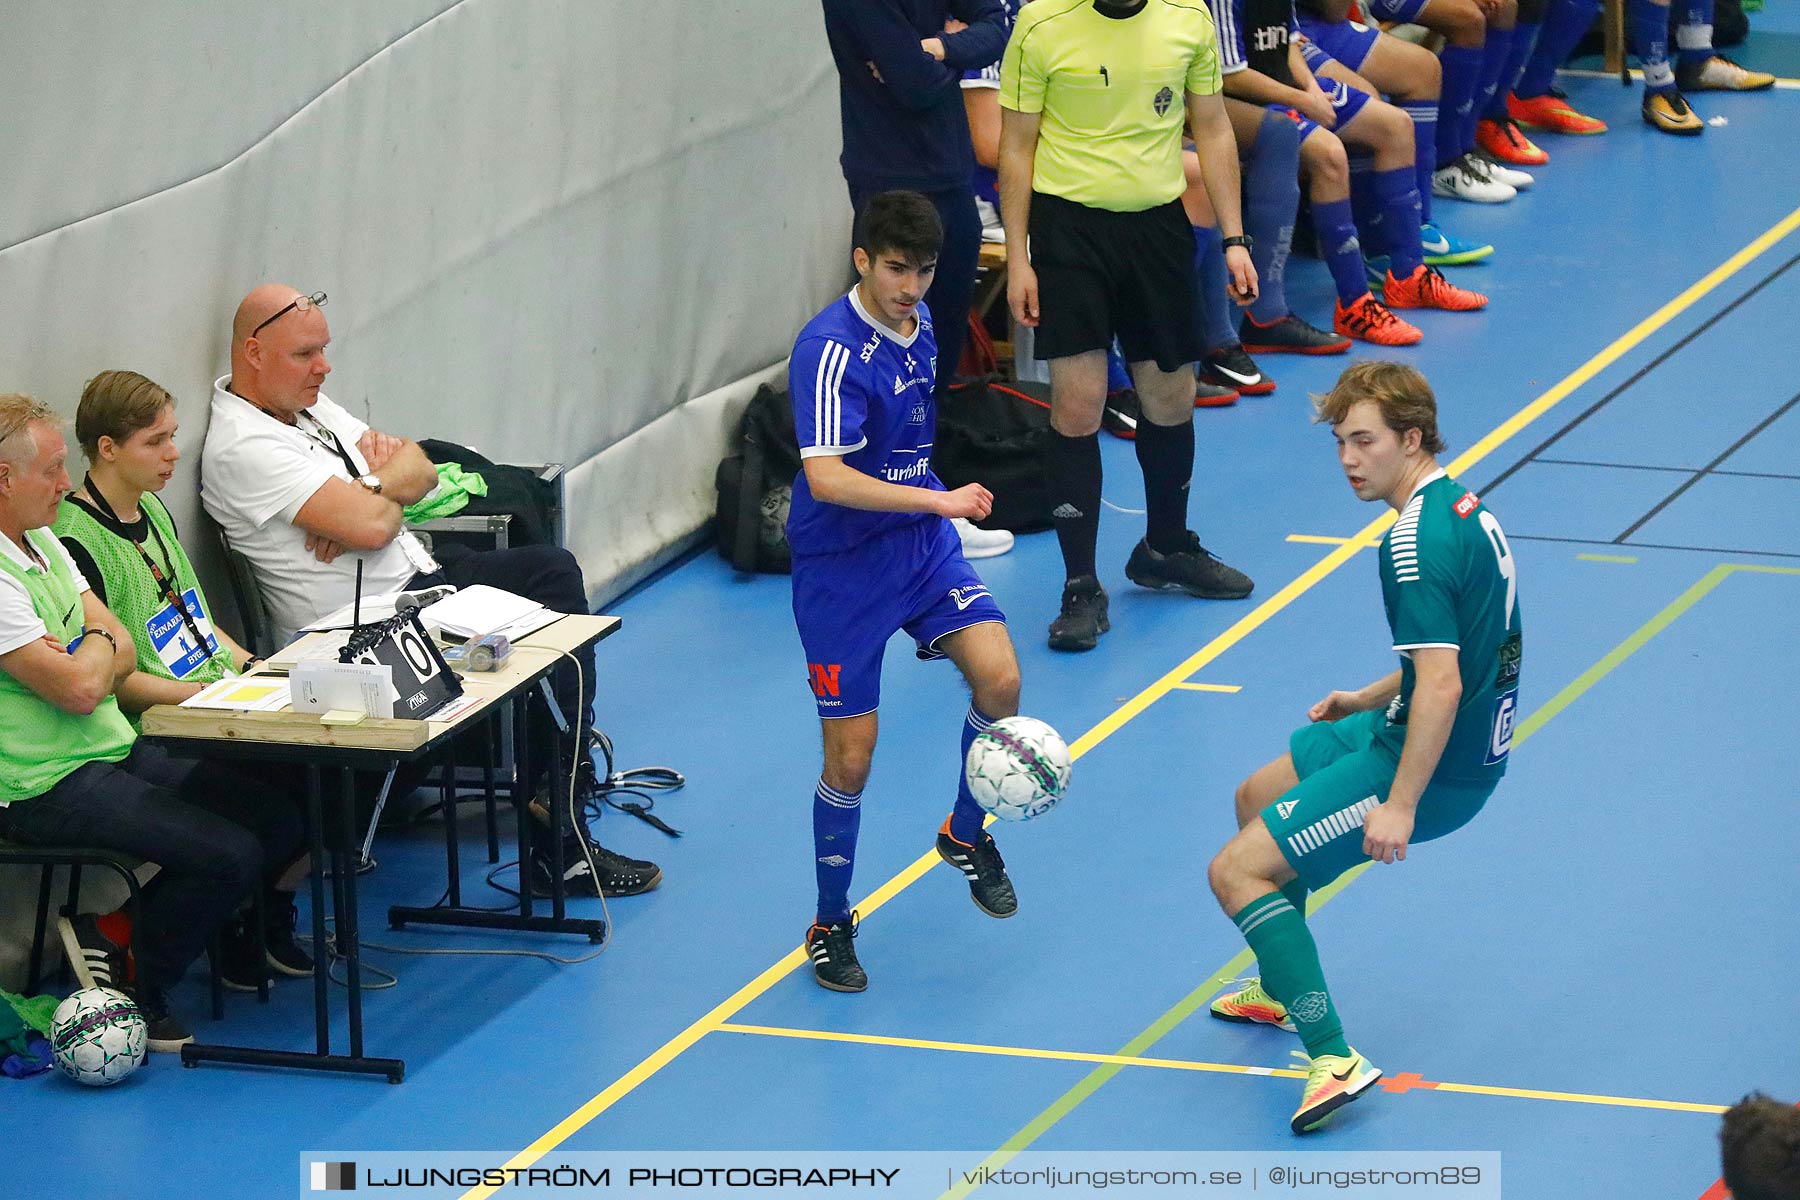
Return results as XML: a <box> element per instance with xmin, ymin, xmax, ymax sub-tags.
<box><xmin>1222</xmin><ymin>234</ymin><xmax>1254</xmax><ymax>251</ymax></box>
<box><xmin>355</xmin><ymin>473</ymin><xmax>383</xmax><ymax>495</ymax></box>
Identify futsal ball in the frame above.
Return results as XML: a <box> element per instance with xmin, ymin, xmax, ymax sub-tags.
<box><xmin>758</xmin><ymin>484</ymin><xmax>792</xmax><ymax>553</ymax></box>
<box><xmin>964</xmin><ymin>716</ymin><xmax>1072</xmax><ymax>821</ymax></box>
<box><xmin>50</xmin><ymin>987</ymin><xmax>147</xmax><ymax>1087</ymax></box>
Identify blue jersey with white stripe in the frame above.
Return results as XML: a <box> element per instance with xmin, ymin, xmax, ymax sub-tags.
<box><xmin>786</xmin><ymin>289</ymin><xmax>944</xmax><ymax>556</ymax></box>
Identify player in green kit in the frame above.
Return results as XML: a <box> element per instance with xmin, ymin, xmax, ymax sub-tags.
<box><xmin>1204</xmin><ymin>361</ymin><xmax>1522</xmax><ymax>1133</ymax></box>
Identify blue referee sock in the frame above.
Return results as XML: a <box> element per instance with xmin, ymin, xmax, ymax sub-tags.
<box><xmin>1192</xmin><ymin>225</ymin><xmax>1238</xmax><ymax>353</ymax></box>
<box><xmin>1373</xmin><ymin>167</ymin><xmax>1424</xmax><ymax>277</ymax></box>
<box><xmin>950</xmin><ymin>706</ymin><xmax>999</xmax><ymax>844</ymax></box>
<box><xmin>1517</xmin><ymin>0</ymin><xmax>1600</xmax><ymax>98</ymax></box>
<box><xmin>1630</xmin><ymin>0</ymin><xmax>1677</xmax><ymax>90</ymax></box>
<box><xmin>814</xmin><ymin>779</ymin><xmax>863</xmax><ymax>925</ymax></box>
<box><xmin>1244</xmin><ymin>110</ymin><xmax>1303</xmax><ymax>326</ymax></box>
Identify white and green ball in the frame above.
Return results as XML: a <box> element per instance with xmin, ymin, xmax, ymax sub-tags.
<box><xmin>964</xmin><ymin>716</ymin><xmax>1072</xmax><ymax>821</ymax></box>
<box><xmin>51</xmin><ymin>987</ymin><xmax>147</xmax><ymax>1086</ymax></box>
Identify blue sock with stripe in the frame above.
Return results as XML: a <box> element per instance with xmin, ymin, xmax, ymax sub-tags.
<box><xmin>1485</xmin><ymin>21</ymin><xmax>1540</xmax><ymax>119</ymax></box>
<box><xmin>951</xmin><ymin>706</ymin><xmax>998</xmax><ymax>844</ymax></box>
<box><xmin>814</xmin><ymin>779</ymin><xmax>863</xmax><ymax>925</ymax></box>
<box><xmin>1438</xmin><ymin>44</ymin><xmax>1484</xmax><ymax>165</ymax></box>
<box><xmin>1517</xmin><ymin>0</ymin><xmax>1601</xmax><ymax>99</ymax></box>
<box><xmin>1373</xmin><ymin>167</ymin><xmax>1424</xmax><ymax>277</ymax></box>
<box><xmin>1313</xmin><ymin>196</ymin><xmax>1368</xmax><ymax>306</ymax></box>
<box><xmin>1631</xmin><ymin>0</ymin><xmax>1677</xmax><ymax>90</ymax></box>
<box><xmin>1233</xmin><ymin>891</ymin><xmax>1350</xmax><ymax>1059</ymax></box>
<box><xmin>1472</xmin><ymin>25</ymin><xmax>1515</xmax><ymax>148</ymax></box>
<box><xmin>1676</xmin><ymin>0</ymin><xmax>1715</xmax><ymax>66</ymax></box>
<box><xmin>1399</xmin><ymin>101</ymin><xmax>1437</xmax><ymax>227</ymax></box>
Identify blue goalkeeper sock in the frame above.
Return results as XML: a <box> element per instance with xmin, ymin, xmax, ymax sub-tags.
<box><xmin>950</xmin><ymin>706</ymin><xmax>998</xmax><ymax>844</ymax></box>
<box><xmin>1192</xmin><ymin>225</ymin><xmax>1237</xmax><ymax>352</ymax></box>
<box><xmin>814</xmin><ymin>779</ymin><xmax>862</xmax><ymax>925</ymax></box>
<box><xmin>1244</xmin><ymin>109</ymin><xmax>1303</xmax><ymax>325</ymax></box>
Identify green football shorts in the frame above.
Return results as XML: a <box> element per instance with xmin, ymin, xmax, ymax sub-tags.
<box><xmin>1262</xmin><ymin>709</ymin><xmax>1496</xmax><ymax>889</ymax></box>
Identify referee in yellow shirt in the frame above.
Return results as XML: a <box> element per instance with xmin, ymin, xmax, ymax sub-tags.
<box><xmin>1000</xmin><ymin>0</ymin><xmax>1257</xmax><ymax>652</ymax></box>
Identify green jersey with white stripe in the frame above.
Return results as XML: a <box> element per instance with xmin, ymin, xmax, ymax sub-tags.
<box><xmin>1375</xmin><ymin>470</ymin><xmax>1522</xmax><ymax>783</ymax></box>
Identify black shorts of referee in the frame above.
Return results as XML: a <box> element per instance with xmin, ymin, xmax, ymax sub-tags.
<box><xmin>1028</xmin><ymin>191</ymin><xmax>1206</xmax><ymax>374</ymax></box>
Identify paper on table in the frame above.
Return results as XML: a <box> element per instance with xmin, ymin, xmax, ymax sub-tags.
<box><xmin>299</xmin><ymin>593</ymin><xmax>403</xmax><ymax>632</ymax></box>
<box><xmin>180</xmin><ymin>676</ymin><xmax>292</xmax><ymax>712</ymax></box>
<box><xmin>419</xmin><ymin>584</ymin><xmax>548</xmax><ymax>640</ymax></box>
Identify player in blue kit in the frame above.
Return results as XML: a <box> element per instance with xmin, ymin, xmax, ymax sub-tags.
<box><xmin>1204</xmin><ymin>362</ymin><xmax>1522</xmax><ymax>1132</ymax></box>
<box><xmin>787</xmin><ymin>191</ymin><xmax>1024</xmax><ymax>993</ymax></box>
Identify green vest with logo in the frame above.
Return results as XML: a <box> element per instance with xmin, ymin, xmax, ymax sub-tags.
<box><xmin>52</xmin><ymin>495</ymin><xmax>235</xmax><ymax>707</ymax></box>
<box><xmin>0</xmin><ymin>528</ymin><xmax>136</xmax><ymax>805</ymax></box>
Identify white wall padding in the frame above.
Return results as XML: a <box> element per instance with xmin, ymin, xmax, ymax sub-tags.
<box><xmin>0</xmin><ymin>0</ymin><xmax>849</xmax><ymax>612</ymax></box>
<box><xmin>0</xmin><ymin>0</ymin><xmax>851</xmax><ymax>986</ymax></box>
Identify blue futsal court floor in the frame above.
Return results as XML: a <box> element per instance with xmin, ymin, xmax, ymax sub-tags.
<box><xmin>10</xmin><ymin>56</ymin><xmax>1800</xmax><ymax>1200</ymax></box>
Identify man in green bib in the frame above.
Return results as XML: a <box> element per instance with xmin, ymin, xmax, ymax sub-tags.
<box><xmin>0</xmin><ymin>394</ymin><xmax>304</xmax><ymax>1052</ymax></box>
<box><xmin>1204</xmin><ymin>362</ymin><xmax>1522</xmax><ymax>1133</ymax></box>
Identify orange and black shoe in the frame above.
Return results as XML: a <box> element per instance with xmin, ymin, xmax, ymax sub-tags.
<box><xmin>1507</xmin><ymin>88</ymin><xmax>1607</xmax><ymax>135</ymax></box>
<box><xmin>1239</xmin><ymin>311</ymin><xmax>1352</xmax><ymax>356</ymax></box>
<box><xmin>1476</xmin><ymin>116</ymin><xmax>1548</xmax><ymax>166</ymax></box>
<box><xmin>1333</xmin><ymin>293</ymin><xmax>1422</xmax><ymax>347</ymax></box>
<box><xmin>1384</xmin><ymin>264</ymin><xmax>1488</xmax><ymax>312</ymax></box>
<box><xmin>1209</xmin><ymin>978</ymin><xmax>1296</xmax><ymax>1032</ymax></box>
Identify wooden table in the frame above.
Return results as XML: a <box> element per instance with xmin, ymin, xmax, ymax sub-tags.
<box><xmin>141</xmin><ymin>613</ymin><xmax>620</xmax><ymax>1082</ymax></box>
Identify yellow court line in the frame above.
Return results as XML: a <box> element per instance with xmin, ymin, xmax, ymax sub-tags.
<box><xmin>935</xmin><ymin>560</ymin><xmax>1800</xmax><ymax>1197</ymax></box>
<box><xmin>715</xmin><ymin>1022</ymin><xmax>1728</xmax><ymax>1117</ymax></box>
<box><xmin>458</xmin><ymin>201</ymin><xmax>1800</xmax><ymax>1200</ymax></box>
<box><xmin>1577</xmin><ymin>553</ymin><xmax>1639</xmax><ymax>563</ymax></box>
<box><xmin>1171</xmin><ymin>682</ymin><xmax>1242</xmax><ymax>693</ymax></box>
<box><xmin>1285</xmin><ymin>533</ymin><xmax>1380</xmax><ymax>547</ymax></box>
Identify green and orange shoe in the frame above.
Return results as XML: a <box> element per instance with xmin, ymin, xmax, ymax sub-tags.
<box><xmin>1208</xmin><ymin>977</ymin><xmax>1295</xmax><ymax>1032</ymax></box>
<box><xmin>1292</xmin><ymin>1048</ymin><xmax>1383</xmax><ymax>1133</ymax></box>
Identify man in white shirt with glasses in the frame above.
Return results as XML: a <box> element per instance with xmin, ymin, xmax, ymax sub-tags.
<box><xmin>201</xmin><ymin>284</ymin><xmax>660</xmax><ymax>898</ymax></box>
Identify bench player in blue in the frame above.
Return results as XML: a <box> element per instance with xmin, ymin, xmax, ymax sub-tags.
<box><xmin>1204</xmin><ymin>361</ymin><xmax>1522</xmax><ymax>1132</ymax></box>
<box><xmin>787</xmin><ymin>190</ymin><xmax>1024</xmax><ymax>992</ymax></box>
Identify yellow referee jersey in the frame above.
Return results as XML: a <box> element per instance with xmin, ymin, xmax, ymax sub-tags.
<box><xmin>1001</xmin><ymin>0</ymin><xmax>1223</xmax><ymax>212</ymax></box>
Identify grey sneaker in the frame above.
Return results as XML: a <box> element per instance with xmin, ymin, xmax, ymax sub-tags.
<box><xmin>1125</xmin><ymin>533</ymin><xmax>1254</xmax><ymax>599</ymax></box>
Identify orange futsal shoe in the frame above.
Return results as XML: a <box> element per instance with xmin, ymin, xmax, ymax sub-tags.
<box><xmin>1383</xmin><ymin>264</ymin><xmax>1488</xmax><ymax>312</ymax></box>
<box><xmin>1506</xmin><ymin>89</ymin><xmax>1607</xmax><ymax>135</ymax></box>
<box><xmin>1476</xmin><ymin>116</ymin><xmax>1549</xmax><ymax>166</ymax></box>
<box><xmin>1333</xmin><ymin>293</ymin><xmax>1422</xmax><ymax>347</ymax></box>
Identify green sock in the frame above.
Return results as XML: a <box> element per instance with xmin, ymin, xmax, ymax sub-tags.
<box><xmin>1233</xmin><ymin>892</ymin><xmax>1350</xmax><ymax>1059</ymax></box>
<box><xmin>1280</xmin><ymin>877</ymin><xmax>1308</xmax><ymax>917</ymax></box>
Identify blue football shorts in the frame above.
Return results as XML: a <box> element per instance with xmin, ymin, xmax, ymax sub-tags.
<box><xmin>791</xmin><ymin>515</ymin><xmax>1006</xmax><ymax>719</ymax></box>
